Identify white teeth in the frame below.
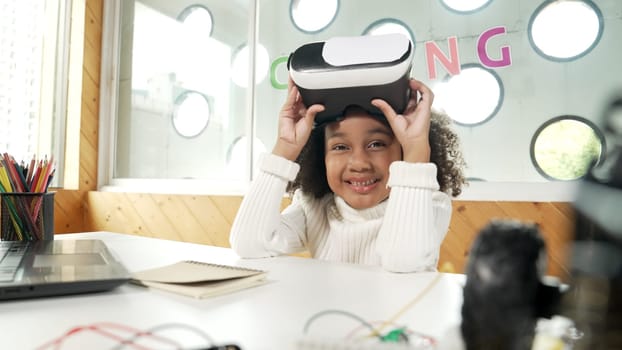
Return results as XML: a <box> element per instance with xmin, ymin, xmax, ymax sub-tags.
<box><xmin>351</xmin><ymin>179</ymin><xmax>375</xmax><ymax>186</ymax></box>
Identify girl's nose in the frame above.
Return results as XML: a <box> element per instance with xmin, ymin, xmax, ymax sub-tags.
<box><xmin>348</xmin><ymin>148</ymin><xmax>372</xmax><ymax>171</ymax></box>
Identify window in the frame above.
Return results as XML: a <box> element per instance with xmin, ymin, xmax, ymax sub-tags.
<box><xmin>231</xmin><ymin>43</ymin><xmax>270</xmax><ymax>88</ymax></box>
<box><xmin>177</xmin><ymin>5</ymin><xmax>213</xmax><ymax>37</ymax></box>
<box><xmin>172</xmin><ymin>91</ymin><xmax>211</xmax><ymax>138</ymax></box>
<box><xmin>104</xmin><ymin>1</ymin><xmax>252</xmax><ymax>191</ymax></box>
<box><xmin>0</xmin><ymin>0</ymin><xmax>71</xmax><ymax>186</ymax></box>
<box><xmin>531</xmin><ymin>116</ymin><xmax>604</xmax><ymax>181</ymax></box>
<box><xmin>226</xmin><ymin>136</ymin><xmax>267</xmax><ymax>179</ymax></box>
<box><xmin>529</xmin><ymin>0</ymin><xmax>603</xmax><ymax>61</ymax></box>
<box><xmin>290</xmin><ymin>0</ymin><xmax>339</xmax><ymax>33</ymax></box>
<box><xmin>440</xmin><ymin>0</ymin><xmax>492</xmax><ymax>13</ymax></box>
<box><xmin>432</xmin><ymin>64</ymin><xmax>503</xmax><ymax>125</ymax></box>
<box><xmin>363</xmin><ymin>18</ymin><xmax>415</xmax><ymax>46</ymax></box>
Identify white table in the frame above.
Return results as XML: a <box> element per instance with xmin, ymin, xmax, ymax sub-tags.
<box><xmin>0</xmin><ymin>232</ymin><xmax>465</xmax><ymax>350</ymax></box>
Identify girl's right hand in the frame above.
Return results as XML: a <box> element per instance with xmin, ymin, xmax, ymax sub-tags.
<box><xmin>272</xmin><ymin>78</ymin><xmax>325</xmax><ymax>161</ymax></box>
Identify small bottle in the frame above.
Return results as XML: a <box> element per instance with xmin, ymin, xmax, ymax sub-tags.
<box><xmin>532</xmin><ymin>316</ymin><xmax>584</xmax><ymax>350</ymax></box>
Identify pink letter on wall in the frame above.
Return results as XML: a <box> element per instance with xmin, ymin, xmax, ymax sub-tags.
<box><xmin>477</xmin><ymin>26</ymin><xmax>512</xmax><ymax>68</ymax></box>
<box><xmin>425</xmin><ymin>36</ymin><xmax>461</xmax><ymax>80</ymax></box>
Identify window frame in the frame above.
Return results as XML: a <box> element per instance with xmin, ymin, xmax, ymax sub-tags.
<box><xmin>98</xmin><ymin>0</ymin><xmax>257</xmax><ymax>196</ymax></box>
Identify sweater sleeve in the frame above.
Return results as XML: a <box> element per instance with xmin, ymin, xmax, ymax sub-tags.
<box><xmin>376</xmin><ymin>161</ymin><xmax>452</xmax><ymax>273</ymax></box>
<box><xmin>229</xmin><ymin>153</ymin><xmax>307</xmax><ymax>258</ymax></box>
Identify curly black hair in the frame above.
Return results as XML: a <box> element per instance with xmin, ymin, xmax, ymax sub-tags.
<box><xmin>287</xmin><ymin>109</ymin><xmax>467</xmax><ymax>198</ymax></box>
<box><xmin>429</xmin><ymin>109</ymin><xmax>467</xmax><ymax>196</ymax></box>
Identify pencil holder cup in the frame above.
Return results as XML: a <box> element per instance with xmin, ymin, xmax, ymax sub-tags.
<box><xmin>0</xmin><ymin>192</ymin><xmax>55</xmax><ymax>241</ymax></box>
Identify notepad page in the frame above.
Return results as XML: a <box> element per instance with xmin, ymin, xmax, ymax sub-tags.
<box><xmin>132</xmin><ymin>260</ymin><xmax>265</xmax><ymax>284</ymax></box>
<box><xmin>137</xmin><ymin>273</ymin><xmax>268</xmax><ymax>299</ymax></box>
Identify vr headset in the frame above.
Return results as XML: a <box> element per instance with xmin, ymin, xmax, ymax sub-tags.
<box><xmin>287</xmin><ymin>33</ymin><xmax>414</xmax><ymax>125</ymax></box>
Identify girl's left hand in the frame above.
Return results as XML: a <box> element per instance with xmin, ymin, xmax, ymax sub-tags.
<box><xmin>371</xmin><ymin>78</ymin><xmax>433</xmax><ymax>163</ymax></box>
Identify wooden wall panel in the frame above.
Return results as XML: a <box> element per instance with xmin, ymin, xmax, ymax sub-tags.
<box><xmin>53</xmin><ymin>0</ymin><xmax>102</xmax><ymax>233</ymax></box>
<box><xmin>442</xmin><ymin>201</ymin><xmax>574</xmax><ymax>280</ymax></box>
<box><xmin>52</xmin><ymin>189</ymin><xmax>85</xmax><ymax>233</ymax></box>
<box><xmin>85</xmin><ymin>192</ymin><xmax>245</xmax><ymax>247</ymax></box>
<box><xmin>84</xmin><ymin>192</ymin><xmax>575</xmax><ymax>279</ymax></box>
<box><xmin>79</xmin><ymin>0</ymin><xmax>101</xmax><ymax>191</ymax></box>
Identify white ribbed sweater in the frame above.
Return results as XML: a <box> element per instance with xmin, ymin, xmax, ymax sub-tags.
<box><xmin>229</xmin><ymin>153</ymin><xmax>452</xmax><ymax>272</ymax></box>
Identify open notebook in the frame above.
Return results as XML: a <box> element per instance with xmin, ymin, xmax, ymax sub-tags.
<box><xmin>131</xmin><ymin>260</ymin><xmax>267</xmax><ymax>299</ymax></box>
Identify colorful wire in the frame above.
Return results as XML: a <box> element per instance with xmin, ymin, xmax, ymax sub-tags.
<box><xmin>35</xmin><ymin>322</ymin><xmax>182</xmax><ymax>350</ymax></box>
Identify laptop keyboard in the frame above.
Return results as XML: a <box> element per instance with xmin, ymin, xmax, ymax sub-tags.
<box><xmin>0</xmin><ymin>242</ymin><xmax>29</xmax><ymax>282</ymax></box>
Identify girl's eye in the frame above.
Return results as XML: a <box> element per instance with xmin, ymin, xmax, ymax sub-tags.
<box><xmin>330</xmin><ymin>144</ymin><xmax>348</xmax><ymax>151</ymax></box>
<box><xmin>369</xmin><ymin>141</ymin><xmax>386</xmax><ymax>149</ymax></box>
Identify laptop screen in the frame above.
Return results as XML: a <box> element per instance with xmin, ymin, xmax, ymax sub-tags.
<box><xmin>0</xmin><ymin>239</ymin><xmax>130</xmax><ymax>300</ymax></box>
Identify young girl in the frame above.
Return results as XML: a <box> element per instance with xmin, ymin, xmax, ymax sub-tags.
<box><xmin>229</xmin><ymin>78</ymin><xmax>465</xmax><ymax>272</ymax></box>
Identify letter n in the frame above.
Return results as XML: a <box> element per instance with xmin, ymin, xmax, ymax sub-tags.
<box><xmin>425</xmin><ymin>36</ymin><xmax>460</xmax><ymax>80</ymax></box>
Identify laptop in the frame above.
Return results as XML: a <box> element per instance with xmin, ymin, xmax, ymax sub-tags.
<box><xmin>0</xmin><ymin>239</ymin><xmax>130</xmax><ymax>300</ymax></box>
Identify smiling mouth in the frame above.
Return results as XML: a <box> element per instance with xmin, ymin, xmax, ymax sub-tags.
<box><xmin>346</xmin><ymin>178</ymin><xmax>380</xmax><ymax>193</ymax></box>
